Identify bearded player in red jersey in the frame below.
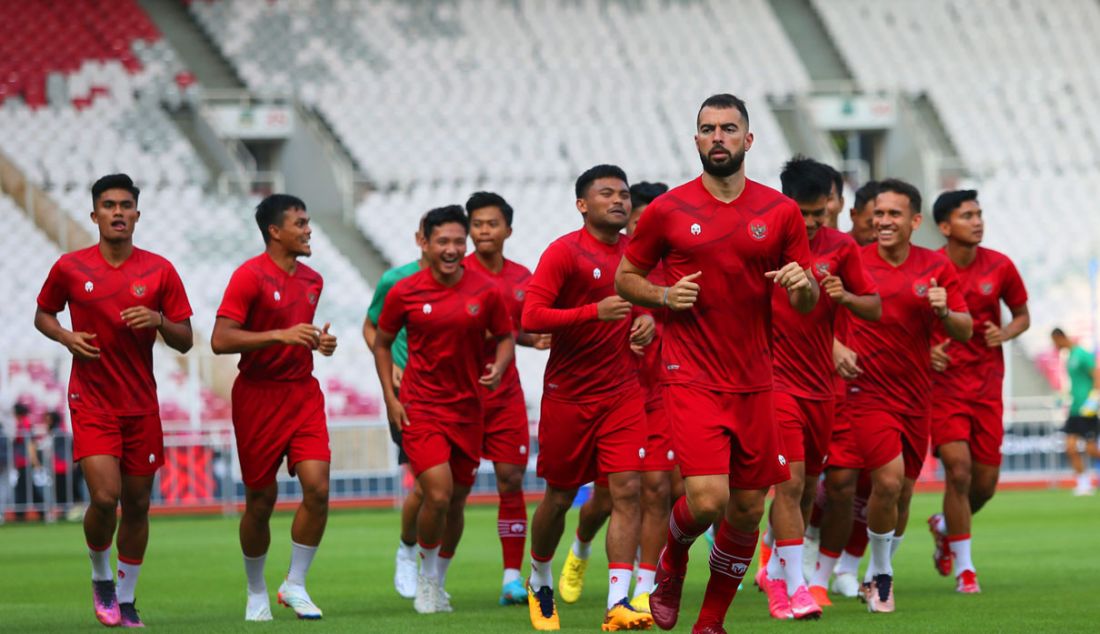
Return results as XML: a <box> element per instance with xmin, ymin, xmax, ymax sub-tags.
<box><xmin>757</xmin><ymin>157</ymin><xmax>880</xmax><ymax>620</ymax></box>
<box><xmin>926</xmin><ymin>190</ymin><xmax>1029</xmax><ymax>593</ymax></box>
<box><xmin>375</xmin><ymin>205</ymin><xmax>515</xmax><ymax>614</ymax></box>
<box><xmin>35</xmin><ymin>173</ymin><xmax>194</xmax><ymax>629</ymax></box>
<box><xmin>463</xmin><ymin>191</ymin><xmax>550</xmax><ymax>605</ymax></box>
<box><xmin>824</xmin><ymin>179</ymin><xmax>972</xmax><ymax>614</ymax></box>
<box><xmin>522</xmin><ymin>164</ymin><xmax>656</xmax><ymax>632</ymax></box>
<box><xmin>617</xmin><ymin>94</ymin><xmax>819</xmax><ymax>634</ymax></box>
<box><xmin>212</xmin><ymin>194</ymin><xmax>338</xmax><ymax>622</ymax></box>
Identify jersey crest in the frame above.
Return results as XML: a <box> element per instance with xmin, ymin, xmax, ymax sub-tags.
<box><xmin>748</xmin><ymin>219</ymin><xmax>768</xmax><ymax>241</ymax></box>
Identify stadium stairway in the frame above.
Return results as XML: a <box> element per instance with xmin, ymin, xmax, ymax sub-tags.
<box><xmin>768</xmin><ymin>0</ymin><xmax>853</xmax><ymax>86</ymax></box>
<box><xmin>138</xmin><ymin>0</ymin><xmax>244</xmax><ymax>91</ymax></box>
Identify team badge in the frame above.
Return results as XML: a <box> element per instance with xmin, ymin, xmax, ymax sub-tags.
<box><xmin>308</xmin><ymin>292</ymin><xmax>318</xmax><ymax>305</ymax></box>
<box><xmin>778</xmin><ymin>454</ymin><xmax>787</xmax><ymax>466</ymax></box>
<box><xmin>638</xmin><ymin>447</ymin><xmax>646</xmax><ymax>459</ymax></box>
<box><xmin>131</xmin><ymin>281</ymin><xmax>146</xmax><ymax>298</ymax></box>
<box><xmin>980</xmin><ymin>281</ymin><xmax>994</xmax><ymax>295</ymax></box>
<box><xmin>273</xmin><ymin>290</ymin><xmax>281</xmax><ymax>302</ymax></box>
<box><xmin>667</xmin><ymin>450</ymin><xmax>675</xmax><ymax>461</ymax></box>
<box><xmin>593</xmin><ymin>267</ymin><xmax>602</xmax><ymax>280</ymax></box>
<box><xmin>731</xmin><ymin>563</ymin><xmax>748</xmax><ymax>576</ymax></box>
<box><xmin>748</xmin><ymin>219</ymin><xmax>768</xmax><ymax>241</ymax></box>
<box><xmin>519</xmin><ymin>445</ymin><xmax>527</xmax><ymax>455</ymax></box>
<box><xmin>467</xmin><ymin>301</ymin><xmax>481</xmax><ymax>316</ymax></box>
<box><xmin>814</xmin><ymin>261</ymin><xmax>831</xmax><ymax>277</ymax></box>
<box><xmin>423</xmin><ymin>303</ymin><xmax>433</xmax><ymax>314</ymax></box>
<box><xmin>690</xmin><ymin>222</ymin><xmax>702</xmax><ymax>235</ymax></box>
<box><xmin>509</xmin><ymin>522</ymin><xmax>525</xmax><ymax>534</ymax></box>
<box><xmin>514</xmin><ymin>288</ymin><xmax>525</xmax><ymax>301</ymax></box>
<box><xmin>913</xmin><ymin>281</ymin><xmax>928</xmax><ymax>297</ymax></box>
<box><xmin>84</xmin><ymin>281</ymin><xmax>94</xmax><ymax>293</ymax></box>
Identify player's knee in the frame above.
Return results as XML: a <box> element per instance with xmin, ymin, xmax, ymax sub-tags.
<box><xmin>871</xmin><ymin>475</ymin><xmax>902</xmax><ymax>502</ymax></box>
<box><xmin>88</xmin><ymin>488</ymin><xmax>120</xmax><ymax>513</ymax></box>
<box><xmin>641</xmin><ymin>477</ymin><xmax>670</xmax><ymax>509</ymax></box>
<box><xmin>824</xmin><ymin>475</ymin><xmax>855</xmax><ymax>508</ymax></box>
<box><xmin>544</xmin><ymin>487</ymin><xmax>578</xmax><ymax>515</ymax></box>
<box><xmin>610</xmin><ymin>476</ymin><xmax>642</xmax><ymax>505</ymax></box>
<box><xmin>120</xmin><ymin>492</ymin><xmax>151</xmax><ymax>518</ymax></box>
<box><xmin>945</xmin><ymin>460</ymin><xmax>972</xmax><ymax>491</ymax></box>
<box><xmin>422</xmin><ymin>486</ymin><xmax>453</xmax><ymax>513</ymax></box>
<box><xmin>303</xmin><ymin>481</ymin><xmax>330</xmax><ymax>510</ymax></box>
<box><xmin>496</xmin><ymin>469</ymin><xmax>524</xmax><ymax>495</ymax></box>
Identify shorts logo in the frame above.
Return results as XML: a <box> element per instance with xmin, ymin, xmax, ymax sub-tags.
<box><xmin>131</xmin><ymin>282</ymin><xmax>146</xmax><ymax>297</ymax></box>
<box><xmin>423</xmin><ymin>303</ymin><xmax>433</xmax><ymax>314</ymax></box>
<box><xmin>273</xmin><ymin>290</ymin><xmax>282</xmax><ymax>302</ymax></box>
<box><xmin>748</xmin><ymin>220</ymin><xmax>768</xmax><ymax>241</ymax></box>
<box><xmin>84</xmin><ymin>281</ymin><xmax>94</xmax><ymax>293</ymax></box>
<box><xmin>467</xmin><ymin>302</ymin><xmax>480</xmax><ymax>316</ymax></box>
<box><xmin>778</xmin><ymin>454</ymin><xmax>787</xmax><ymax>466</ymax></box>
<box><xmin>666</xmin><ymin>364</ymin><xmax>680</xmax><ymax>371</ymax></box>
<box><xmin>731</xmin><ymin>563</ymin><xmax>748</xmax><ymax>576</ymax></box>
<box><xmin>593</xmin><ymin>267</ymin><xmax>602</xmax><ymax>280</ymax></box>
<box><xmin>639</xmin><ymin>448</ymin><xmax>647</xmax><ymax>459</ymax></box>
<box><xmin>913</xmin><ymin>282</ymin><xmax>928</xmax><ymax>297</ymax></box>
<box><xmin>667</xmin><ymin>450</ymin><xmax>675</xmax><ymax>461</ymax></box>
<box><xmin>514</xmin><ymin>289</ymin><xmax>526</xmax><ymax>301</ymax></box>
<box><xmin>519</xmin><ymin>445</ymin><xmax>527</xmax><ymax>455</ymax></box>
<box><xmin>690</xmin><ymin>223</ymin><xmax>702</xmax><ymax>235</ymax></box>
<box><xmin>980</xmin><ymin>281</ymin><xmax>994</xmax><ymax>295</ymax></box>
<box><xmin>815</xmin><ymin>261</ymin><xmax>831</xmax><ymax>277</ymax></box>
<box><xmin>148</xmin><ymin>453</ymin><xmax>155</xmax><ymax>464</ymax></box>
<box><xmin>308</xmin><ymin>292</ymin><xmax>318</xmax><ymax>305</ymax></box>
<box><xmin>471</xmin><ymin>466</ymin><xmax>478</xmax><ymax>477</ymax></box>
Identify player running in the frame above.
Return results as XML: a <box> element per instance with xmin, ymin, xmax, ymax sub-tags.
<box><xmin>363</xmin><ymin>217</ymin><xmax>427</xmax><ymax>600</ymax></box>
<box><xmin>374</xmin><ymin>205</ymin><xmax>515</xmax><ymax>614</ymax></box>
<box><xmin>757</xmin><ymin>157</ymin><xmax>880</xmax><ymax>619</ymax></box>
<box><xmin>616</xmin><ymin>94</ymin><xmax>819</xmax><ymax>634</ymax></box>
<box><xmin>35</xmin><ymin>173</ymin><xmax>194</xmax><ymax>628</ymax></box>
<box><xmin>463</xmin><ymin>191</ymin><xmax>550</xmax><ymax>605</ymax></box>
<box><xmin>926</xmin><ymin>189</ymin><xmax>1029</xmax><ymax>593</ymax></box>
<box><xmin>824</xmin><ymin>179</ymin><xmax>972</xmax><ymax>614</ymax></box>
<box><xmin>522</xmin><ymin>165</ymin><xmax>655</xmax><ymax>632</ymax></box>
<box><xmin>212</xmin><ymin>194</ymin><xmax>338</xmax><ymax>621</ymax></box>
<box><xmin>557</xmin><ymin>181</ymin><xmax>673</xmax><ymax>614</ymax></box>
<box><xmin>1050</xmin><ymin>328</ymin><xmax>1100</xmax><ymax>495</ymax></box>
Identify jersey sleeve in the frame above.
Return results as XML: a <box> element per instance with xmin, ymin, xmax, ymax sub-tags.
<box><xmin>999</xmin><ymin>258</ymin><xmax>1028</xmax><ymax>308</ymax></box>
<box><xmin>623</xmin><ymin>200</ymin><xmax>666</xmax><ymax>271</ymax></box>
<box><xmin>838</xmin><ymin>239</ymin><xmax>877</xmax><ymax>296</ymax></box>
<box><xmin>782</xmin><ymin>203</ymin><xmax>813</xmax><ymax>269</ymax></box>
<box><xmin>486</xmin><ymin>287</ymin><xmax>513</xmax><ymax>338</ymax></box>
<box><xmin>521</xmin><ymin>242</ymin><xmax>599</xmax><ymax>332</ymax></box>
<box><xmin>216</xmin><ymin>266</ymin><xmax>258</xmax><ymax>324</ymax></box>
<box><xmin>159</xmin><ymin>263</ymin><xmax>194</xmax><ymax>323</ymax></box>
<box><xmin>36</xmin><ymin>259</ymin><xmax>69</xmax><ymax>313</ymax></box>
<box><xmin>377</xmin><ymin>281</ymin><xmax>408</xmax><ymax>336</ymax></box>
<box><xmin>367</xmin><ymin>270</ymin><xmax>397</xmax><ymax>326</ymax></box>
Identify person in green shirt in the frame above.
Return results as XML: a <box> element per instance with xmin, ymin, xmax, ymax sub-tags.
<box><xmin>1051</xmin><ymin>328</ymin><xmax>1100</xmax><ymax>495</ymax></box>
<box><xmin>363</xmin><ymin>220</ymin><xmax>427</xmax><ymax>599</ymax></box>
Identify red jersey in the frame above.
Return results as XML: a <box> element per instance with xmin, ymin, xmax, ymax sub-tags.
<box><xmin>217</xmin><ymin>253</ymin><xmax>323</xmax><ymax>383</ymax></box>
<box><xmin>378</xmin><ymin>267</ymin><xmax>512</xmax><ymax>423</ymax></box>
<box><xmin>932</xmin><ymin>246</ymin><xmax>1027</xmax><ymax>402</ymax></box>
<box><xmin>847</xmin><ymin>244</ymin><xmax>968</xmax><ymax>416</ymax></box>
<box><xmin>772</xmin><ymin>227</ymin><xmax>877</xmax><ymax>400</ymax></box>
<box><xmin>464</xmin><ymin>253</ymin><xmax>532</xmax><ymax>405</ymax></box>
<box><xmin>37</xmin><ymin>246</ymin><xmax>192</xmax><ymax>416</ymax></box>
<box><xmin>624</xmin><ymin>177</ymin><xmax>813</xmax><ymax>393</ymax></box>
<box><xmin>522</xmin><ymin>227</ymin><xmax>641</xmax><ymax>403</ymax></box>
<box><xmin>639</xmin><ymin>264</ymin><xmax>668</xmax><ymax>410</ymax></box>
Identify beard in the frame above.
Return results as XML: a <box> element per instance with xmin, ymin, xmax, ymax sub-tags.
<box><xmin>699</xmin><ymin>146</ymin><xmax>746</xmax><ymax>178</ymax></box>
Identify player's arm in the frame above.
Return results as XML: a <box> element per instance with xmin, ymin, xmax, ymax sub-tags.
<box><xmin>983</xmin><ymin>303</ymin><xmax>1030</xmax><ymax>348</ymax></box>
<box><xmin>119</xmin><ymin>306</ymin><xmax>193</xmax><ymax>353</ymax></box>
<box><xmin>833</xmin><ymin>337</ymin><xmax>861</xmax><ymax>379</ymax></box>
<box><xmin>480</xmin><ymin>333</ymin><xmax>517</xmax><ymax>390</ymax></box>
<box><xmin>362</xmin><ymin>317</ymin><xmax>378</xmax><ymax>351</ymax></box>
<box><xmin>616</xmin><ymin>257</ymin><xmax>701</xmax><ymax>311</ymax></box>
<box><xmin>821</xmin><ymin>274</ymin><xmax>881</xmax><ymax>322</ymax></box>
<box><xmin>522</xmin><ymin>248</ymin><xmax>629</xmax><ymax>330</ymax></box>
<box><xmin>210</xmin><ymin>317</ymin><xmax>320</xmax><ymax>354</ymax></box>
<box><xmin>373</xmin><ymin>327</ymin><xmax>409</xmax><ymax>430</ymax></box>
<box><xmin>34</xmin><ymin>308</ymin><xmax>100</xmax><ymax>360</ymax></box>
<box><xmin>766</xmin><ymin>262</ymin><xmax>819</xmax><ymax>314</ymax></box>
<box><xmin>928</xmin><ymin>277</ymin><xmax>972</xmax><ymax>342</ymax></box>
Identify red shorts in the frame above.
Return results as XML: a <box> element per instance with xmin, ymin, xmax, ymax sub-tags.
<box><xmin>537</xmin><ymin>389</ymin><xmax>646</xmax><ymax>490</ymax></box>
<box><xmin>403</xmin><ymin>405</ymin><xmax>482</xmax><ymax>487</ymax></box>
<box><xmin>849</xmin><ymin>405</ymin><xmax>930</xmax><ymax>480</ymax></box>
<box><xmin>931</xmin><ymin>397</ymin><xmax>1004</xmax><ymax>467</ymax></box>
<box><xmin>70</xmin><ymin>408</ymin><xmax>164</xmax><ymax>476</ymax></box>
<box><xmin>826</xmin><ymin>397</ymin><xmax>862</xmax><ymax>470</ymax></box>
<box><xmin>642</xmin><ymin>404</ymin><xmax>675</xmax><ymax>472</ymax></box>
<box><xmin>481</xmin><ymin>391</ymin><xmax>530</xmax><ymax>466</ymax></box>
<box><xmin>774</xmin><ymin>392</ymin><xmax>835</xmax><ymax>477</ymax></box>
<box><xmin>232</xmin><ymin>377</ymin><xmax>331</xmax><ymax>489</ymax></box>
<box><xmin>665</xmin><ymin>385</ymin><xmax>789</xmax><ymax>489</ymax></box>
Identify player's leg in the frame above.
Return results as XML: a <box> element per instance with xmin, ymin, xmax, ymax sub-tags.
<box><xmin>527</xmin><ymin>483</ymin><xmax>577</xmax><ymax>628</ymax></box>
<box><xmin>864</xmin><ymin>455</ymin><xmax>903</xmax><ymax>613</ymax></box>
<box><xmin>81</xmin><ymin>455</ymin><xmax>123</xmax><ymax>627</ymax></box>
<box><xmin>633</xmin><ymin>469</ymin><xmax>671</xmax><ymax>608</ymax></box>
<box><xmin>602</xmin><ymin>470</ymin><xmax>649</xmax><ymax>629</ymax></box>
<box><xmin>414</xmin><ymin>461</ymin><xmax>455</xmax><ymax>613</ymax></box>
<box><xmin>395</xmin><ymin>474</ymin><xmax>422</xmax><ymax>599</ymax></box>
<box><xmin>834</xmin><ymin>474</ymin><xmax>871</xmax><ymax>593</ymax></box>
<box><xmin>813</xmin><ymin>466</ymin><xmax>857</xmax><ymax>598</ymax></box>
<box><xmin>114</xmin><ymin>471</ymin><xmax>155</xmax><ymax>626</ymax></box>
<box><xmin>240</xmin><ymin>482</ymin><xmax>277</xmax><ymax>620</ymax></box>
<box><xmin>494</xmin><ymin>460</ymin><xmax>528</xmax><ymax>604</ymax></box>
<box><xmin>437</xmin><ymin>480</ymin><xmax>473</xmax><ymax>609</ymax></box>
<box><xmin>937</xmin><ymin>439</ymin><xmax>971</xmax><ymax>563</ymax></box>
<box><xmin>285</xmin><ymin>459</ymin><xmax>329</xmax><ymax>593</ymax></box>
<box><xmin>763</xmin><ymin>462</ymin><xmax>808</xmax><ymax>619</ymax></box>
<box><xmin>560</xmin><ymin>481</ymin><xmax>609</xmax><ymax>604</ymax></box>
<box><xmin>694</xmin><ymin>487</ymin><xmax>765</xmax><ymax>630</ymax></box>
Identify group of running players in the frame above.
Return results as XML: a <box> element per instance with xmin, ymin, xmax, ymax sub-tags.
<box><xmin>34</xmin><ymin>92</ymin><xmax>1030</xmax><ymax>632</ymax></box>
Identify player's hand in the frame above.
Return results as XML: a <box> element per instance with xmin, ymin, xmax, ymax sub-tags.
<box><xmin>385</xmin><ymin>397</ymin><xmax>410</xmax><ymax>430</ymax></box>
<box><xmin>833</xmin><ymin>341</ymin><xmax>861</xmax><ymax>380</ymax></box>
<box><xmin>121</xmin><ymin>306</ymin><xmax>163</xmax><ymax>330</ymax></box>
<box><xmin>392</xmin><ymin>365</ymin><xmax>404</xmax><ymax>390</ymax></box>
<box><xmin>821</xmin><ymin>274</ymin><xmax>848</xmax><ymax>305</ymax></box>
<box><xmin>928</xmin><ymin>278</ymin><xmax>949</xmax><ymax>318</ymax></box>
<box><xmin>317</xmin><ymin>323</ymin><xmax>337</xmax><ymax>356</ymax></box>
<box><xmin>62</xmin><ymin>331</ymin><xmax>100</xmax><ymax>360</ymax></box>
<box><xmin>766</xmin><ymin>262</ymin><xmax>812</xmax><ymax>293</ymax></box>
<box><xmin>930</xmin><ymin>341</ymin><xmax>951</xmax><ymax>372</ymax></box>
<box><xmin>279</xmin><ymin>323</ymin><xmax>321</xmax><ymax>348</ymax></box>
<box><xmin>666</xmin><ymin>271</ymin><xmax>701</xmax><ymax>311</ymax></box>
<box><xmin>531</xmin><ymin>333</ymin><xmax>552</xmax><ymax>350</ymax></box>
<box><xmin>597</xmin><ymin>295</ymin><xmax>632</xmax><ymax>321</ymax></box>
<box><xmin>983</xmin><ymin>321</ymin><xmax>1005</xmax><ymax>348</ymax></box>
<box><xmin>629</xmin><ymin>314</ymin><xmax>655</xmax><ymax>347</ymax></box>
<box><xmin>479</xmin><ymin>362</ymin><xmax>504</xmax><ymax>390</ymax></box>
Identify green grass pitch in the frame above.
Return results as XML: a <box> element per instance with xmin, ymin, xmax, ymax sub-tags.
<box><xmin>2</xmin><ymin>489</ymin><xmax>1097</xmax><ymax>632</ymax></box>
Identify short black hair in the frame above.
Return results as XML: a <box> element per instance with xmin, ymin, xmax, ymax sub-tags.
<box><xmin>255</xmin><ymin>194</ymin><xmax>307</xmax><ymax>244</ymax></box>
<box><xmin>780</xmin><ymin>155</ymin><xmax>834</xmax><ymax>204</ymax></box>
<box><xmin>877</xmin><ymin>178</ymin><xmax>922</xmax><ymax>214</ymax></box>
<box><xmin>630</xmin><ymin>182</ymin><xmax>668</xmax><ymax>209</ymax></box>
<box><xmin>824</xmin><ymin>164</ymin><xmax>844</xmax><ymax>197</ymax></box>
<box><xmin>932</xmin><ymin>189</ymin><xmax>979</xmax><ymax>224</ymax></box>
<box><xmin>853</xmin><ymin>180</ymin><xmax>880</xmax><ymax>210</ymax></box>
<box><xmin>465</xmin><ymin>191</ymin><xmax>514</xmax><ymax>227</ymax></box>
<box><xmin>575</xmin><ymin>164</ymin><xmax>629</xmax><ymax>199</ymax></box>
<box><xmin>91</xmin><ymin>173</ymin><xmax>140</xmax><ymax>206</ymax></box>
<box><xmin>1051</xmin><ymin>327</ymin><xmax>1066</xmax><ymax>338</ymax></box>
<box><xmin>697</xmin><ymin>93</ymin><xmax>750</xmax><ymax>128</ymax></box>
<box><xmin>13</xmin><ymin>402</ymin><xmax>29</xmax><ymax>416</ymax></box>
<box><xmin>422</xmin><ymin>204</ymin><xmax>469</xmax><ymax>239</ymax></box>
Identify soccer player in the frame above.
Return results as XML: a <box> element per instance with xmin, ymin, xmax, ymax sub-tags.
<box><xmin>1050</xmin><ymin>328</ymin><xmax>1100</xmax><ymax>495</ymax></box>
<box><xmin>374</xmin><ymin>205</ymin><xmax>515</xmax><ymax>614</ymax></box>
<box><xmin>925</xmin><ymin>189</ymin><xmax>1029</xmax><ymax>592</ymax></box>
<box><xmin>522</xmin><ymin>165</ymin><xmax>655</xmax><ymax>631</ymax></box>
<box><xmin>823</xmin><ymin>164</ymin><xmax>845</xmax><ymax>229</ymax></box>
<box><xmin>212</xmin><ymin>194</ymin><xmax>337</xmax><ymax>621</ymax></box>
<box><xmin>463</xmin><ymin>191</ymin><xmax>550</xmax><ymax>605</ymax></box>
<box><xmin>363</xmin><ymin>218</ymin><xmax>427</xmax><ymax>600</ymax></box>
<box><xmin>616</xmin><ymin>94</ymin><xmax>818</xmax><ymax>633</ymax></box>
<box><xmin>557</xmin><ymin>181</ymin><xmax>672</xmax><ymax>613</ymax></box>
<box><xmin>35</xmin><ymin>173</ymin><xmax>194</xmax><ymax>628</ymax></box>
<box><xmin>758</xmin><ymin>157</ymin><xmax>880</xmax><ymax>619</ymax></box>
<box><xmin>823</xmin><ymin>179</ymin><xmax>972</xmax><ymax>614</ymax></box>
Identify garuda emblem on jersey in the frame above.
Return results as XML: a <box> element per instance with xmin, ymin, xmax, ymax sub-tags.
<box><xmin>980</xmin><ymin>281</ymin><xmax>994</xmax><ymax>295</ymax></box>
<box><xmin>913</xmin><ymin>281</ymin><xmax>929</xmax><ymax>297</ymax></box>
<box><xmin>748</xmin><ymin>219</ymin><xmax>768</xmax><ymax>241</ymax></box>
<box><xmin>308</xmin><ymin>292</ymin><xmax>318</xmax><ymax>305</ymax></box>
<box><xmin>131</xmin><ymin>281</ymin><xmax>146</xmax><ymax>298</ymax></box>
<box><xmin>815</xmin><ymin>262</ymin><xmax>832</xmax><ymax>277</ymax></box>
<box><xmin>467</xmin><ymin>301</ymin><xmax>480</xmax><ymax>316</ymax></box>
<box><xmin>514</xmin><ymin>288</ymin><xmax>525</xmax><ymax>301</ymax></box>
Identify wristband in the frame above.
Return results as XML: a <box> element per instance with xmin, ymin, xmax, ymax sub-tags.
<box><xmin>661</xmin><ymin>286</ymin><xmax>670</xmax><ymax>307</ymax></box>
